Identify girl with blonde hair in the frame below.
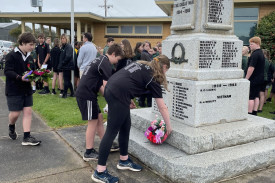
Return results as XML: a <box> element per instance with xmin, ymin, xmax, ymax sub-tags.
<box><xmin>92</xmin><ymin>54</ymin><xmax>172</xmax><ymax>183</ymax></box>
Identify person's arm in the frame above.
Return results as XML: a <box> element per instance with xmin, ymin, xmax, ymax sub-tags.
<box><xmin>77</xmin><ymin>47</ymin><xmax>84</xmax><ymax>68</ymax></box>
<box><xmin>99</xmin><ymin>80</ymin><xmax>107</xmax><ymax>95</ymax></box>
<box><xmin>37</xmin><ymin>54</ymin><xmax>41</xmax><ymax>68</ymax></box>
<box><xmin>155</xmin><ymin>98</ymin><xmax>172</xmax><ymax>135</ymax></box>
<box><xmin>245</xmin><ymin>66</ymin><xmax>255</xmax><ymax>80</ymax></box>
<box><xmin>43</xmin><ymin>53</ymin><xmax>50</xmax><ymax>64</ymax></box>
<box><xmin>4</xmin><ymin>54</ymin><xmax>30</xmax><ymax>82</ymax></box>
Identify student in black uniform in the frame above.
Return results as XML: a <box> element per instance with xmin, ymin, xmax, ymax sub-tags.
<box><xmin>75</xmin><ymin>44</ymin><xmax>124</xmax><ymax>161</ymax></box>
<box><xmin>92</xmin><ymin>55</ymin><xmax>173</xmax><ymax>183</ymax></box>
<box><xmin>4</xmin><ymin>32</ymin><xmax>41</xmax><ymax>146</ymax></box>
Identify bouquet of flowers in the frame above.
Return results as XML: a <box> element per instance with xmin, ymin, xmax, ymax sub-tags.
<box><xmin>144</xmin><ymin>115</ymin><xmax>168</xmax><ymax>144</ymax></box>
<box><xmin>23</xmin><ymin>64</ymin><xmax>51</xmax><ymax>82</ymax></box>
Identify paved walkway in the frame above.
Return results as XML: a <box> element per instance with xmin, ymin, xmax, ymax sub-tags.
<box><xmin>1</xmin><ymin>70</ymin><xmax>275</xmax><ymax>183</ymax></box>
<box><xmin>0</xmin><ymin>74</ymin><xmax>170</xmax><ymax>183</ymax></box>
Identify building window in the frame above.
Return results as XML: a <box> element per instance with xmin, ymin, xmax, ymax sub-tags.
<box><xmin>149</xmin><ymin>25</ymin><xmax>162</xmax><ymax>34</ymax></box>
<box><xmin>107</xmin><ymin>26</ymin><xmax>119</xmax><ymax>34</ymax></box>
<box><xmin>121</xmin><ymin>25</ymin><xmax>133</xmax><ymax>34</ymax></box>
<box><xmin>234</xmin><ymin>8</ymin><xmax>259</xmax><ymax>45</ymax></box>
<box><xmin>135</xmin><ymin>25</ymin><xmax>147</xmax><ymax>34</ymax></box>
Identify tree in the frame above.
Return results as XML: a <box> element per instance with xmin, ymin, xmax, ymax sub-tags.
<box><xmin>9</xmin><ymin>24</ymin><xmax>32</xmax><ymax>39</ymax></box>
<box><xmin>256</xmin><ymin>11</ymin><xmax>275</xmax><ymax>62</ymax></box>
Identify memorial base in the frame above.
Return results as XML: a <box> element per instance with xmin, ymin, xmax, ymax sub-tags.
<box><xmin>129</xmin><ymin>108</ymin><xmax>275</xmax><ymax>183</ymax></box>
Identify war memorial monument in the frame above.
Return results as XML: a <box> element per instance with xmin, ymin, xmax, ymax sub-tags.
<box><xmin>129</xmin><ymin>0</ymin><xmax>275</xmax><ymax>182</ymax></box>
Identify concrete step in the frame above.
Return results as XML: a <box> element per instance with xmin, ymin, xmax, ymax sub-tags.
<box><xmin>131</xmin><ymin>108</ymin><xmax>275</xmax><ymax>154</ymax></box>
<box><xmin>128</xmin><ymin>126</ymin><xmax>275</xmax><ymax>183</ymax></box>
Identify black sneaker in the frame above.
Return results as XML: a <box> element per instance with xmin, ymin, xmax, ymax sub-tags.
<box><xmin>92</xmin><ymin>169</ymin><xmax>119</xmax><ymax>183</ymax></box>
<box><xmin>83</xmin><ymin>148</ymin><xmax>98</xmax><ymax>161</ymax></box>
<box><xmin>39</xmin><ymin>89</ymin><xmax>50</xmax><ymax>95</ymax></box>
<box><xmin>266</xmin><ymin>98</ymin><xmax>272</xmax><ymax>103</ymax></box>
<box><xmin>9</xmin><ymin>125</ymin><xmax>17</xmax><ymax>140</ymax></box>
<box><xmin>117</xmin><ymin>158</ymin><xmax>142</xmax><ymax>172</ymax></box>
<box><xmin>22</xmin><ymin>135</ymin><xmax>41</xmax><ymax>146</ymax></box>
<box><xmin>110</xmin><ymin>142</ymin><xmax>119</xmax><ymax>152</ymax></box>
<box><xmin>32</xmin><ymin>90</ymin><xmax>36</xmax><ymax>94</ymax></box>
<box><xmin>52</xmin><ymin>89</ymin><xmax>56</xmax><ymax>95</ymax></box>
<box><xmin>269</xmin><ymin>111</ymin><xmax>275</xmax><ymax>114</ymax></box>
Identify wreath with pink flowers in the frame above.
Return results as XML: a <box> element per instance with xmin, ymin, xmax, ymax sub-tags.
<box><xmin>144</xmin><ymin>115</ymin><xmax>168</xmax><ymax>144</ymax></box>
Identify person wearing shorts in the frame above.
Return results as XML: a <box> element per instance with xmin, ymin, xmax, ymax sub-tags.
<box><xmin>245</xmin><ymin>36</ymin><xmax>265</xmax><ymax>116</ymax></box>
<box><xmin>4</xmin><ymin>32</ymin><xmax>41</xmax><ymax>146</ymax></box>
<box><xmin>75</xmin><ymin>44</ymin><xmax>123</xmax><ymax>161</ymax></box>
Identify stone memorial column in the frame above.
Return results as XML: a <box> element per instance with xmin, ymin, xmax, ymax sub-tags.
<box><xmin>155</xmin><ymin>0</ymin><xmax>249</xmax><ymax>127</ymax></box>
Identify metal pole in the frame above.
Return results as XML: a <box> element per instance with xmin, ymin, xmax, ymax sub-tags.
<box><xmin>71</xmin><ymin>0</ymin><xmax>75</xmax><ymax>90</ymax></box>
<box><xmin>105</xmin><ymin>0</ymin><xmax>107</xmax><ymax>17</ymax></box>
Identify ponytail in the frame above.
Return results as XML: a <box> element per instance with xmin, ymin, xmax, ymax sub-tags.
<box><xmin>137</xmin><ymin>55</ymin><xmax>170</xmax><ymax>90</ymax></box>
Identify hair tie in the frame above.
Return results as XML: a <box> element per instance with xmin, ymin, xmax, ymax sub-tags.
<box><xmin>153</xmin><ymin>57</ymin><xmax>159</xmax><ymax>62</ymax></box>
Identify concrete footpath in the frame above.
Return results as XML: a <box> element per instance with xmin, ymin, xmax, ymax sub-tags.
<box><xmin>1</xmin><ymin>69</ymin><xmax>275</xmax><ymax>183</ymax></box>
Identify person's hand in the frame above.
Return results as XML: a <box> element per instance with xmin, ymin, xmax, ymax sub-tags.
<box><xmin>22</xmin><ymin>73</ymin><xmax>31</xmax><ymax>82</ymax></box>
<box><xmin>130</xmin><ymin>100</ymin><xmax>136</xmax><ymax>109</ymax></box>
<box><xmin>272</xmin><ymin>79</ymin><xmax>274</xmax><ymax>83</ymax></box>
<box><xmin>38</xmin><ymin>62</ymin><xmax>41</xmax><ymax>68</ymax></box>
<box><xmin>166</xmin><ymin>123</ymin><xmax>172</xmax><ymax>136</ymax></box>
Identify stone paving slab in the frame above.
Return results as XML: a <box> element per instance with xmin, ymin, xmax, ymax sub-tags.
<box><xmin>57</xmin><ymin>125</ymin><xmax>171</xmax><ymax>183</ymax></box>
<box><xmin>0</xmin><ymin>131</ymin><xmax>88</xmax><ymax>183</ymax></box>
<box><xmin>20</xmin><ymin>168</ymin><xmax>92</xmax><ymax>183</ymax></box>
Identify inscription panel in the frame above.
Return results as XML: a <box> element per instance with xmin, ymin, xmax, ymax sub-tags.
<box><xmin>154</xmin><ymin>78</ymin><xmax>249</xmax><ymax>127</ymax></box>
<box><xmin>204</xmin><ymin>0</ymin><xmax>233</xmax><ymax>30</ymax></box>
<box><xmin>198</xmin><ymin>40</ymin><xmax>239</xmax><ymax>69</ymax></box>
<box><xmin>171</xmin><ymin>0</ymin><xmax>196</xmax><ymax>30</ymax></box>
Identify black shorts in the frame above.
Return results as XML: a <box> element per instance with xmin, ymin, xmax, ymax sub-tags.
<box><xmin>260</xmin><ymin>81</ymin><xmax>268</xmax><ymax>92</ymax></box>
<box><xmin>271</xmin><ymin>82</ymin><xmax>275</xmax><ymax>93</ymax></box>
<box><xmin>6</xmin><ymin>95</ymin><xmax>33</xmax><ymax>111</ymax></box>
<box><xmin>76</xmin><ymin>97</ymin><xmax>101</xmax><ymax>120</ymax></box>
<box><xmin>249</xmin><ymin>84</ymin><xmax>261</xmax><ymax>100</ymax></box>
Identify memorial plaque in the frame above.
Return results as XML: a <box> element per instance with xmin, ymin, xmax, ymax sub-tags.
<box><xmin>158</xmin><ymin>78</ymin><xmax>250</xmax><ymax>127</ymax></box>
<box><xmin>204</xmin><ymin>0</ymin><xmax>233</xmax><ymax>30</ymax></box>
<box><xmin>171</xmin><ymin>0</ymin><xmax>196</xmax><ymax>31</ymax></box>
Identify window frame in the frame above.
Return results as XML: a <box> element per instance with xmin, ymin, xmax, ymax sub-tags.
<box><xmin>105</xmin><ymin>24</ymin><xmax>163</xmax><ymax>36</ymax></box>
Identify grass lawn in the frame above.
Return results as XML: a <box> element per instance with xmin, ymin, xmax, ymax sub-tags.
<box><xmin>1</xmin><ymin>76</ymin><xmax>275</xmax><ymax>128</ymax></box>
<box><xmin>1</xmin><ymin>76</ymin><xmax>107</xmax><ymax>128</ymax></box>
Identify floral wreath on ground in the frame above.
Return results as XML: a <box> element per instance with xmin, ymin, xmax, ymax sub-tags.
<box><xmin>144</xmin><ymin>115</ymin><xmax>168</xmax><ymax>144</ymax></box>
<box><xmin>23</xmin><ymin>64</ymin><xmax>51</xmax><ymax>82</ymax></box>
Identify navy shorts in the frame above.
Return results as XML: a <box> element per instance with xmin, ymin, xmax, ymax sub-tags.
<box><xmin>76</xmin><ymin>97</ymin><xmax>101</xmax><ymax>120</ymax></box>
<box><xmin>6</xmin><ymin>95</ymin><xmax>33</xmax><ymax>111</ymax></box>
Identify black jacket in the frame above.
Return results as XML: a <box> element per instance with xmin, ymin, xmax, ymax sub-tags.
<box><xmin>140</xmin><ymin>50</ymin><xmax>152</xmax><ymax>61</ymax></box>
<box><xmin>58</xmin><ymin>43</ymin><xmax>74</xmax><ymax>71</ymax></box>
<box><xmin>4</xmin><ymin>48</ymin><xmax>35</xmax><ymax>96</ymax></box>
<box><xmin>50</xmin><ymin>46</ymin><xmax>61</xmax><ymax>70</ymax></box>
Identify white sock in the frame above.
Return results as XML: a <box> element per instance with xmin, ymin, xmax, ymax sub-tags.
<box><xmin>32</xmin><ymin>86</ymin><xmax>36</xmax><ymax>90</ymax></box>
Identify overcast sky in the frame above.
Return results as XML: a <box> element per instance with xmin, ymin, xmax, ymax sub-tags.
<box><xmin>0</xmin><ymin>0</ymin><xmax>167</xmax><ymax>17</ymax></box>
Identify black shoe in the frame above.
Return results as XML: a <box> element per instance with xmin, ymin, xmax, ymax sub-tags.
<box><xmin>32</xmin><ymin>90</ymin><xmax>36</xmax><ymax>94</ymax></box>
<box><xmin>22</xmin><ymin>135</ymin><xmax>41</xmax><ymax>146</ymax></box>
<box><xmin>83</xmin><ymin>148</ymin><xmax>98</xmax><ymax>161</ymax></box>
<box><xmin>52</xmin><ymin>89</ymin><xmax>56</xmax><ymax>95</ymax></box>
<box><xmin>92</xmin><ymin>169</ymin><xmax>119</xmax><ymax>183</ymax></box>
<box><xmin>258</xmin><ymin>110</ymin><xmax>262</xmax><ymax>113</ymax></box>
<box><xmin>70</xmin><ymin>93</ymin><xmax>75</xmax><ymax>97</ymax></box>
<box><xmin>117</xmin><ymin>158</ymin><xmax>143</xmax><ymax>172</ymax></box>
<box><xmin>110</xmin><ymin>142</ymin><xmax>119</xmax><ymax>152</ymax></box>
<box><xmin>59</xmin><ymin>90</ymin><xmax>64</xmax><ymax>96</ymax></box>
<box><xmin>39</xmin><ymin>89</ymin><xmax>50</xmax><ymax>95</ymax></box>
<box><xmin>9</xmin><ymin>125</ymin><xmax>17</xmax><ymax>140</ymax></box>
<box><xmin>267</xmin><ymin>98</ymin><xmax>272</xmax><ymax>102</ymax></box>
<box><xmin>61</xmin><ymin>94</ymin><xmax>67</xmax><ymax>98</ymax></box>
<box><xmin>269</xmin><ymin>111</ymin><xmax>275</xmax><ymax>114</ymax></box>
